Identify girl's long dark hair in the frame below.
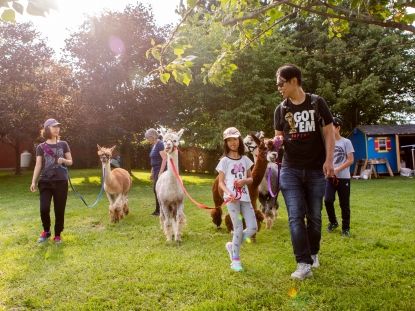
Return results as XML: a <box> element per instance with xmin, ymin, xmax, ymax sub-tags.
<box><xmin>223</xmin><ymin>137</ymin><xmax>245</xmax><ymax>157</ymax></box>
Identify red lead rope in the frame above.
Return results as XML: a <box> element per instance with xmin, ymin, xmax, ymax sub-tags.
<box><xmin>169</xmin><ymin>158</ymin><xmax>242</xmax><ymax>210</ymax></box>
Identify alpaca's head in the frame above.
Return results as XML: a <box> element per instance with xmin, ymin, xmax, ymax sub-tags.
<box><xmin>266</xmin><ymin>150</ymin><xmax>279</xmax><ymax>163</ymax></box>
<box><xmin>265</xmin><ymin>138</ymin><xmax>282</xmax><ymax>163</ymax></box>
<box><xmin>97</xmin><ymin>145</ymin><xmax>115</xmax><ymax>163</ymax></box>
<box><xmin>161</xmin><ymin>129</ymin><xmax>184</xmax><ymax>154</ymax></box>
<box><xmin>243</xmin><ymin>131</ymin><xmax>264</xmax><ymax>154</ymax></box>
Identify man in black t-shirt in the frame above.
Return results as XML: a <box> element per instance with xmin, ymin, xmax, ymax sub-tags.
<box><xmin>274</xmin><ymin>64</ymin><xmax>335</xmax><ymax>280</ymax></box>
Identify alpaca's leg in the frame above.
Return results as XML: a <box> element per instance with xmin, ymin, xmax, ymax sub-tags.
<box><xmin>123</xmin><ymin>195</ymin><xmax>129</xmax><ymax>215</ymax></box>
<box><xmin>176</xmin><ymin>204</ymin><xmax>186</xmax><ymax>242</ymax></box>
<box><xmin>106</xmin><ymin>192</ymin><xmax>116</xmax><ymax>221</ymax></box>
<box><xmin>172</xmin><ymin>216</ymin><xmax>179</xmax><ymax>242</ymax></box>
<box><xmin>164</xmin><ymin>216</ymin><xmax>173</xmax><ymax>242</ymax></box>
<box><xmin>159</xmin><ymin>204</ymin><xmax>166</xmax><ymax>230</ymax></box>
<box><xmin>115</xmin><ymin>194</ymin><xmax>125</xmax><ymax>221</ymax></box>
<box><xmin>161</xmin><ymin>205</ymin><xmax>173</xmax><ymax>241</ymax></box>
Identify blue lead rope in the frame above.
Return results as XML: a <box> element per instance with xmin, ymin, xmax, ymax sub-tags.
<box><xmin>67</xmin><ymin>167</ymin><xmax>106</xmax><ymax>208</ymax></box>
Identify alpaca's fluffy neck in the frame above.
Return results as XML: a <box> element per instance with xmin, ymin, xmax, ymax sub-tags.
<box><xmin>166</xmin><ymin>150</ymin><xmax>179</xmax><ymax>177</ymax></box>
<box><xmin>103</xmin><ymin>161</ymin><xmax>113</xmax><ymax>185</ymax></box>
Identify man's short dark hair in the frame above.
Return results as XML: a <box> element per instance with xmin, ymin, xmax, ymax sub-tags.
<box><xmin>333</xmin><ymin>117</ymin><xmax>343</xmax><ymax>127</ymax></box>
<box><xmin>276</xmin><ymin>64</ymin><xmax>302</xmax><ymax>86</ymax></box>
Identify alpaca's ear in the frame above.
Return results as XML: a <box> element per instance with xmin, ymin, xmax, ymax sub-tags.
<box><xmin>110</xmin><ymin>145</ymin><xmax>116</xmax><ymax>152</ymax></box>
<box><xmin>250</xmin><ymin>132</ymin><xmax>261</xmax><ymax>146</ymax></box>
<box><xmin>177</xmin><ymin>129</ymin><xmax>185</xmax><ymax>139</ymax></box>
<box><xmin>158</xmin><ymin>127</ymin><xmax>167</xmax><ymax>138</ymax></box>
<box><xmin>97</xmin><ymin>144</ymin><xmax>101</xmax><ymax>150</ymax></box>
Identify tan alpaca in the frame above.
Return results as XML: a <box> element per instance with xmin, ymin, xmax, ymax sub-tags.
<box><xmin>97</xmin><ymin>145</ymin><xmax>132</xmax><ymax>223</ymax></box>
<box><xmin>155</xmin><ymin>129</ymin><xmax>186</xmax><ymax>243</ymax></box>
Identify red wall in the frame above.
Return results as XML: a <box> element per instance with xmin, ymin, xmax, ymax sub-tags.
<box><xmin>0</xmin><ymin>141</ymin><xmax>34</xmax><ymax>169</ymax></box>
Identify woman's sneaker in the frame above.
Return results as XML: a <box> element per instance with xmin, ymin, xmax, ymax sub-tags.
<box><xmin>230</xmin><ymin>260</ymin><xmax>243</xmax><ymax>272</ymax></box>
<box><xmin>54</xmin><ymin>236</ymin><xmax>62</xmax><ymax>244</ymax></box>
<box><xmin>37</xmin><ymin>231</ymin><xmax>51</xmax><ymax>243</ymax></box>
<box><xmin>225</xmin><ymin>242</ymin><xmax>233</xmax><ymax>262</ymax></box>
<box><xmin>291</xmin><ymin>263</ymin><xmax>313</xmax><ymax>280</ymax></box>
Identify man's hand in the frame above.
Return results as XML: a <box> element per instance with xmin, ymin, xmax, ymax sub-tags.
<box><xmin>323</xmin><ymin>160</ymin><xmax>334</xmax><ymax>177</ymax></box>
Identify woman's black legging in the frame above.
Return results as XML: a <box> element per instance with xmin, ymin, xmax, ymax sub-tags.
<box><xmin>38</xmin><ymin>180</ymin><xmax>68</xmax><ymax>236</ymax></box>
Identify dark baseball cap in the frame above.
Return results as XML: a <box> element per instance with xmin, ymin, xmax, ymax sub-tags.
<box><xmin>44</xmin><ymin>118</ymin><xmax>61</xmax><ymax>128</ymax></box>
<box><xmin>333</xmin><ymin>117</ymin><xmax>343</xmax><ymax>127</ymax></box>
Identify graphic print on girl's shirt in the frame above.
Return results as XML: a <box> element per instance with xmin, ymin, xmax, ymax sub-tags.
<box><xmin>216</xmin><ymin>155</ymin><xmax>254</xmax><ymax>202</ymax></box>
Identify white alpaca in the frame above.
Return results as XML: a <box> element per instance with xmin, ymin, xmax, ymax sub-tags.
<box><xmin>156</xmin><ymin>129</ymin><xmax>186</xmax><ymax>242</ymax></box>
<box><xmin>243</xmin><ymin>131</ymin><xmax>264</xmax><ymax>163</ymax></box>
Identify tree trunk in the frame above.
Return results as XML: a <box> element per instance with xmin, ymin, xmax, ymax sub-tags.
<box><xmin>14</xmin><ymin>138</ymin><xmax>21</xmax><ymax>175</ymax></box>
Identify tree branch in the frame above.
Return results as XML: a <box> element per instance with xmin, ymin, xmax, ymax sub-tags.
<box><xmin>222</xmin><ymin>0</ymin><xmax>289</xmax><ymax>26</ymax></box>
<box><xmin>221</xmin><ymin>0</ymin><xmax>415</xmax><ymax>33</ymax></box>
<box><xmin>240</xmin><ymin>12</ymin><xmax>297</xmax><ymax>50</ymax></box>
<box><xmin>285</xmin><ymin>1</ymin><xmax>415</xmax><ymax>33</ymax></box>
<box><xmin>161</xmin><ymin>0</ymin><xmax>203</xmax><ymax>56</ymax></box>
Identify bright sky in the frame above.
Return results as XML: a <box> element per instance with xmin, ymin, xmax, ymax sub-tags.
<box><xmin>16</xmin><ymin>0</ymin><xmax>181</xmax><ymax>54</ymax></box>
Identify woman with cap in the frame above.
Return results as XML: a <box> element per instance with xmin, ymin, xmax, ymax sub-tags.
<box><xmin>145</xmin><ymin>128</ymin><xmax>167</xmax><ymax>216</ymax></box>
<box><xmin>30</xmin><ymin>119</ymin><xmax>73</xmax><ymax>244</ymax></box>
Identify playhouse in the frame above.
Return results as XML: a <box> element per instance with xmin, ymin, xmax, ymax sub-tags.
<box><xmin>349</xmin><ymin>124</ymin><xmax>415</xmax><ymax>175</ymax></box>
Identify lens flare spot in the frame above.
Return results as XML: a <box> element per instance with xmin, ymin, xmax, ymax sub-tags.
<box><xmin>288</xmin><ymin>287</ymin><xmax>298</xmax><ymax>298</ymax></box>
<box><xmin>108</xmin><ymin>35</ymin><xmax>125</xmax><ymax>55</ymax></box>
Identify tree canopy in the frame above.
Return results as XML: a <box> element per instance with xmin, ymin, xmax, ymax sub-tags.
<box><xmin>148</xmin><ymin>0</ymin><xmax>415</xmax><ymax>86</ymax></box>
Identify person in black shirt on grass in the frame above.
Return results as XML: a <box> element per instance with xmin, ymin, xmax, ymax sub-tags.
<box><xmin>274</xmin><ymin>64</ymin><xmax>335</xmax><ymax>280</ymax></box>
<box><xmin>30</xmin><ymin>119</ymin><xmax>73</xmax><ymax>244</ymax></box>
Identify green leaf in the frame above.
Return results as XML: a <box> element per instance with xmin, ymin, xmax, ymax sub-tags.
<box><xmin>12</xmin><ymin>2</ymin><xmax>24</xmax><ymax>14</ymax></box>
<box><xmin>1</xmin><ymin>9</ymin><xmax>15</xmax><ymax>22</ymax></box>
<box><xmin>150</xmin><ymin>48</ymin><xmax>161</xmax><ymax>61</ymax></box>
<box><xmin>182</xmin><ymin>72</ymin><xmax>191</xmax><ymax>86</ymax></box>
<box><xmin>266</xmin><ymin>8</ymin><xmax>283</xmax><ymax>21</ymax></box>
<box><xmin>174</xmin><ymin>48</ymin><xmax>185</xmax><ymax>57</ymax></box>
<box><xmin>160</xmin><ymin>72</ymin><xmax>171</xmax><ymax>84</ymax></box>
<box><xmin>187</xmin><ymin>0</ymin><xmax>196</xmax><ymax>7</ymax></box>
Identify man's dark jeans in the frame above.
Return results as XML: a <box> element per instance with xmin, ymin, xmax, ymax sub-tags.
<box><xmin>280</xmin><ymin>167</ymin><xmax>326</xmax><ymax>264</ymax></box>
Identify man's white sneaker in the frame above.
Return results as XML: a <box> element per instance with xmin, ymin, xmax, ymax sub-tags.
<box><xmin>291</xmin><ymin>263</ymin><xmax>313</xmax><ymax>280</ymax></box>
<box><xmin>311</xmin><ymin>254</ymin><xmax>320</xmax><ymax>268</ymax></box>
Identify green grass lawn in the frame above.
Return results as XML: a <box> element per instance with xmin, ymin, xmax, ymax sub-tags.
<box><xmin>0</xmin><ymin>169</ymin><xmax>414</xmax><ymax>310</ymax></box>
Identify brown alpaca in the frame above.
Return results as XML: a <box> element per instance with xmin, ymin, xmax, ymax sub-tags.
<box><xmin>97</xmin><ymin>145</ymin><xmax>132</xmax><ymax>223</ymax></box>
<box><xmin>211</xmin><ymin>134</ymin><xmax>266</xmax><ymax>234</ymax></box>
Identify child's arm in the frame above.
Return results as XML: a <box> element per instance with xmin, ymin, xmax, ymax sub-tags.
<box><xmin>218</xmin><ymin>171</ymin><xmax>235</xmax><ymax>199</ymax></box>
<box><xmin>334</xmin><ymin>152</ymin><xmax>354</xmax><ymax>176</ymax></box>
<box><xmin>234</xmin><ymin>168</ymin><xmax>253</xmax><ymax>187</ymax></box>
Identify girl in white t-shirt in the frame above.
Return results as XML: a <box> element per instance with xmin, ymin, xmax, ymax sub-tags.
<box><xmin>216</xmin><ymin>127</ymin><xmax>258</xmax><ymax>272</ymax></box>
